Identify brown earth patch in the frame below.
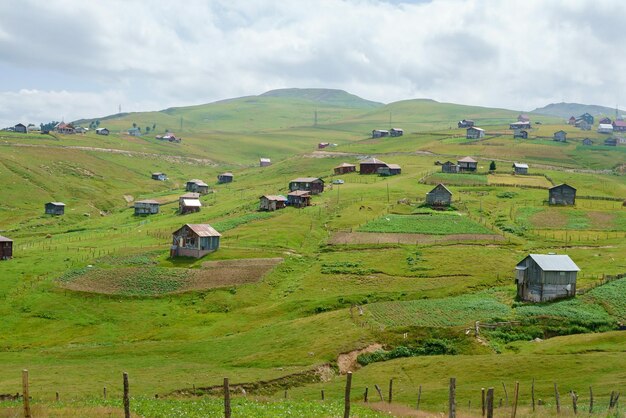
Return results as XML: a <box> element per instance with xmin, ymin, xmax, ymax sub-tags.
<box><xmin>337</xmin><ymin>343</ymin><xmax>383</xmax><ymax>374</ymax></box>
<box><xmin>587</xmin><ymin>211</ymin><xmax>616</xmax><ymax>229</ymax></box>
<box><xmin>329</xmin><ymin>232</ymin><xmax>503</xmax><ymax>245</ymax></box>
<box><xmin>529</xmin><ymin>210</ymin><xmax>567</xmax><ymax>229</ymax></box>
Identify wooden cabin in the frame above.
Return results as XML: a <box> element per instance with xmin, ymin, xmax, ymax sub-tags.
<box><xmin>441</xmin><ymin>161</ymin><xmax>460</xmax><ymax>173</ymax></box>
<box><xmin>510</xmin><ymin>121</ymin><xmax>531</xmax><ymax>130</ymax></box>
<box><xmin>289</xmin><ymin>177</ymin><xmax>324</xmax><ymax>195</ymax></box>
<box><xmin>390</xmin><ymin>128</ymin><xmax>404</xmax><ymax>137</ymax></box>
<box><xmin>597</xmin><ymin>124</ymin><xmax>614</xmax><ymax>134</ymax></box>
<box><xmin>0</xmin><ymin>235</ymin><xmax>12</xmax><ymax>260</ymax></box>
<box><xmin>426</xmin><ymin>184</ymin><xmax>452</xmax><ymax>207</ymax></box>
<box><xmin>457</xmin><ymin>119</ymin><xmax>474</xmax><ymax>128</ymax></box>
<box><xmin>512</xmin><ymin>162</ymin><xmax>528</xmax><ymax>175</ymax></box>
<box><xmin>466</xmin><ymin>127</ymin><xmax>485</xmax><ymax>139</ymax></box>
<box><xmin>287</xmin><ymin>190</ymin><xmax>311</xmax><ymax>208</ymax></box>
<box><xmin>582</xmin><ymin>138</ymin><xmax>593</xmax><ymax>146</ymax></box>
<box><xmin>517</xmin><ymin>114</ymin><xmax>530</xmax><ymax>122</ymax></box>
<box><xmin>513</xmin><ymin>130</ymin><xmax>528</xmax><ymax>139</ymax></box>
<box><xmin>458</xmin><ymin>157</ymin><xmax>478</xmax><ymax>172</ymax></box>
<box><xmin>613</xmin><ymin>120</ymin><xmax>626</xmax><ymax>132</ymax></box>
<box><xmin>217</xmin><ymin>172</ymin><xmax>234</xmax><ymax>184</ymax></box>
<box><xmin>334</xmin><ymin>163</ymin><xmax>356</xmax><ymax>175</ymax></box>
<box><xmin>259</xmin><ymin>158</ymin><xmax>272</xmax><ymax>167</ymax></box>
<box><xmin>553</xmin><ymin>130</ymin><xmax>567</xmax><ymax>142</ymax></box>
<box><xmin>14</xmin><ymin>123</ymin><xmax>27</xmax><ymax>133</ymax></box>
<box><xmin>259</xmin><ymin>195</ymin><xmax>287</xmax><ymax>211</ymax></box>
<box><xmin>372</xmin><ymin>129</ymin><xmax>390</xmax><ymax>138</ymax></box>
<box><xmin>318</xmin><ymin>142</ymin><xmax>330</xmax><ymax>149</ymax></box>
<box><xmin>568</xmin><ymin>116</ymin><xmax>576</xmax><ymax>125</ymax></box>
<box><xmin>170</xmin><ymin>224</ymin><xmax>220</xmax><ymax>258</ymax></box>
<box><xmin>549</xmin><ymin>184</ymin><xmax>576</xmax><ymax>205</ymax></box>
<box><xmin>359</xmin><ymin>157</ymin><xmax>388</xmax><ymax>174</ymax></box>
<box><xmin>604</xmin><ymin>137</ymin><xmax>618</xmax><ymax>146</ymax></box>
<box><xmin>95</xmin><ymin>127</ymin><xmax>109</xmax><ymax>135</ymax></box>
<box><xmin>134</xmin><ymin>199</ymin><xmax>160</xmax><ymax>215</ymax></box>
<box><xmin>599</xmin><ymin>117</ymin><xmax>612</xmax><ymax>125</ymax></box>
<box><xmin>515</xmin><ymin>254</ymin><xmax>579</xmax><ymax>302</ymax></box>
<box><xmin>186</xmin><ymin>179</ymin><xmax>210</xmax><ymax>194</ymax></box>
<box><xmin>45</xmin><ymin>202</ymin><xmax>65</xmax><ymax>215</ymax></box>
<box><xmin>151</xmin><ymin>172</ymin><xmax>167</xmax><ymax>181</ymax></box>
<box><xmin>377</xmin><ymin>164</ymin><xmax>401</xmax><ymax>176</ymax></box>
<box><xmin>179</xmin><ymin>193</ymin><xmax>202</xmax><ymax>214</ymax></box>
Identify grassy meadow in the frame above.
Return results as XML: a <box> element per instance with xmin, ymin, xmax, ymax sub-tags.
<box><xmin>1</xmin><ymin>91</ymin><xmax>625</xmax><ymax>416</ymax></box>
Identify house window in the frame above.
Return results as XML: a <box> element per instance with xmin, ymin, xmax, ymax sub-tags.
<box><xmin>559</xmin><ymin>271</ymin><xmax>565</xmax><ymax>276</ymax></box>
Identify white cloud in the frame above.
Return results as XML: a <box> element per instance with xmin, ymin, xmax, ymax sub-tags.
<box><xmin>0</xmin><ymin>0</ymin><xmax>625</xmax><ymax>126</ymax></box>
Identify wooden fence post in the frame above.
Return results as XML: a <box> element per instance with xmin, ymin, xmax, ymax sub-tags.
<box><xmin>531</xmin><ymin>378</ymin><xmax>535</xmax><ymax>411</ymax></box>
<box><xmin>486</xmin><ymin>388</ymin><xmax>494</xmax><ymax>418</ymax></box>
<box><xmin>321</xmin><ymin>389</ymin><xmax>325</xmax><ymax>401</ymax></box>
<box><xmin>104</xmin><ymin>386</ymin><xmax>107</xmax><ymax>400</ymax></box>
<box><xmin>55</xmin><ymin>391</ymin><xmax>59</xmax><ymax>402</ymax></box>
<box><xmin>374</xmin><ymin>384</ymin><xmax>384</xmax><ymax>402</ymax></box>
<box><xmin>388</xmin><ymin>378</ymin><xmax>393</xmax><ymax>404</ymax></box>
<box><xmin>554</xmin><ymin>382</ymin><xmax>560</xmax><ymax>414</ymax></box>
<box><xmin>589</xmin><ymin>386</ymin><xmax>593</xmax><ymax>413</ymax></box>
<box><xmin>123</xmin><ymin>372</ymin><xmax>130</xmax><ymax>418</ymax></box>
<box><xmin>343</xmin><ymin>371</ymin><xmax>352</xmax><ymax>418</ymax></box>
<box><xmin>417</xmin><ymin>385</ymin><xmax>422</xmax><ymax>410</ymax></box>
<box><xmin>22</xmin><ymin>369</ymin><xmax>31</xmax><ymax>418</ymax></box>
<box><xmin>502</xmin><ymin>382</ymin><xmax>509</xmax><ymax>406</ymax></box>
<box><xmin>571</xmin><ymin>391</ymin><xmax>578</xmax><ymax>414</ymax></box>
<box><xmin>449</xmin><ymin>377</ymin><xmax>456</xmax><ymax>418</ymax></box>
<box><xmin>481</xmin><ymin>388</ymin><xmax>486</xmax><ymax>417</ymax></box>
<box><xmin>511</xmin><ymin>381</ymin><xmax>519</xmax><ymax>418</ymax></box>
<box><xmin>224</xmin><ymin>377</ymin><xmax>231</xmax><ymax>418</ymax></box>
<box><xmin>364</xmin><ymin>387</ymin><xmax>368</xmax><ymax>403</ymax></box>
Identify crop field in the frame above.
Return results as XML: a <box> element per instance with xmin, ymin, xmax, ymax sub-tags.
<box><xmin>358</xmin><ymin>214</ymin><xmax>493</xmax><ymax>235</ymax></box>
<box><xmin>487</xmin><ymin>173</ymin><xmax>553</xmax><ymax>187</ymax></box>
<box><xmin>423</xmin><ymin>172</ymin><xmax>488</xmax><ymax>185</ymax></box>
<box><xmin>516</xmin><ymin>207</ymin><xmax>626</xmax><ymax>231</ymax></box>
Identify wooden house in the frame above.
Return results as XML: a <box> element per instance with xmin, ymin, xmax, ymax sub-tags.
<box><xmin>259</xmin><ymin>195</ymin><xmax>287</xmax><ymax>211</ymax></box>
<box><xmin>334</xmin><ymin>163</ymin><xmax>356</xmax><ymax>175</ymax></box>
<box><xmin>599</xmin><ymin>117</ymin><xmax>612</xmax><ymax>125</ymax></box>
<box><xmin>390</xmin><ymin>128</ymin><xmax>404</xmax><ymax>137</ymax></box>
<box><xmin>14</xmin><ymin>123</ymin><xmax>27</xmax><ymax>133</ymax></box>
<box><xmin>577</xmin><ymin>120</ymin><xmax>591</xmax><ymax>130</ymax></box>
<box><xmin>45</xmin><ymin>202</ymin><xmax>65</xmax><ymax>215</ymax></box>
<box><xmin>372</xmin><ymin>129</ymin><xmax>390</xmax><ymax>138</ymax></box>
<box><xmin>127</xmin><ymin>127</ymin><xmax>141</xmax><ymax>136</ymax></box>
<box><xmin>458</xmin><ymin>156</ymin><xmax>478</xmax><ymax>172</ymax></box>
<box><xmin>457</xmin><ymin>119</ymin><xmax>474</xmax><ymax>128</ymax></box>
<box><xmin>0</xmin><ymin>235</ymin><xmax>12</xmax><ymax>260</ymax></box>
<box><xmin>377</xmin><ymin>164</ymin><xmax>401</xmax><ymax>176</ymax></box>
<box><xmin>553</xmin><ymin>130</ymin><xmax>567</xmax><ymax>142</ymax></box>
<box><xmin>597</xmin><ymin>123</ymin><xmax>614</xmax><ymax>134</ymax></box>
<box><xmin>318</xmin><ymin>142</ymin><xmax>330</xmax><ymax>149</ymax></box>
<box><xmin>151</xmin><ymin>172</ymin><xmax>167</xmax><ymax>181</ymax></box>
<box><xmin>441</xmin><ymin>161</ymin><xmax>460</xmax><ymax>173</ymax></box>
<box><xmin>134</xmin><ymin>199</ymin><xmax>160</xmax><ymax>215</ymax></box>
<box><xmin>287</xmin><ymin>190</ymin><xmax>311</xmax><ymax>208</ymax></box>
<box><xmin>359</xmin><ymin>157</ymin><xmax>388</xmax><ymax>174</ymax></box>
<box><xmin>289</xmin><ymin>177</ymin><xmax>324</xmax><ymax>195</ymax></box>
<box><xmin>510</xmin><ymin>121</ymin><xmax>531</xmax><ymax>130</ymax></box>
<box><xmin>568</xmin><ymin>116</ymin><xmax>576</xmax><ymax>125</ymax></box>
<box><xmin>513</xmin><ymin>130</ymin><xmax>528</xmax><ymax>139</ymax></box>
<box><xmin>170</xmin><ymin>224</ymin><xmax>220</xmax><ymax>258</ymax></box>
<box><xmin>426</xmin><ymin>184</ymin><xmax>452</xmax><ymax>207</ymax></box>
<box><xmin>217</xmin><ymin>172</ymin><xmax>234</xmax><ymax>184</ymax></box>
<box><xmin>549</xmin><ymin>184</ymin><xmax>576</xmax><ymax>205</ymax></box>
<box><xmin>512</xmin><ymin>162</ymin><xmax>528</xmax><ymax>175</ymax></box>
<box><xmin>466</xmin><ymin>127</ymin><xmax>485</xmax><ymax>139</ymax></box>
<box><xmin>517</xmin><ymin>114</ymin><xmax>530</xmax><ymax>123</ymax></box>
<box><xmin>515</xmin><ymin>254</ymin><xmax>579</xmax><ymax>302</ymax></box>
<box><xmin>74</xmin><ymin>126</ymin><xmax>88</xmax><ymax>133</ymax></box>
<box><xmin>186</xmin><ymin>179</ymin><xmax>210</xmax><ymax>194</ymax></box>
<box><xmin>179</xmin><ymin>193</ymin><xmax>201</xmax><ymax>214</ymax></box>
<box><xmin>579</xmin><ymin>113</ymin><xmax>594</xmax><ymax>125</ymax></box>
<box><xmin>612</xmin><ymin>120</ymin><xmax>626</xmax><ymax>132</ymax></box>
<box><xmin>259</xmin><ymin>158</ymin><xmax>271</xmax><ymax>167</ymax></box>
<box><xmin>95</xmin><ymin>127</ymin><xmax>109</xmax><ymax>135</ymax></box>
<box><xmin>582</xmin><ymin>138</ymin><xmax>593</xmax><ymax>146</ymax></box>
<box><xmin>56</xmin><ymin>122</ymin><xmax>75</xmax><ymax>134</ymax></box>
<box><xmin>604</xmin><ymin>137</ymin><xmax>617</xmax><ymax>146</ymax></box>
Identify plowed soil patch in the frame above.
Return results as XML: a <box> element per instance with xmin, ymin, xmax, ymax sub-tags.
<box><xmin>329</xmin><ymin>232</ymin><xmax>503</xmax><ymax>245</ymax></box>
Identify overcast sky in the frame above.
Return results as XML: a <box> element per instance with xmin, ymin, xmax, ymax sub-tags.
<box><xmin>1</xmin><ymin>0</ymin><xmax>624</xmax><ymax>127</ymax></box>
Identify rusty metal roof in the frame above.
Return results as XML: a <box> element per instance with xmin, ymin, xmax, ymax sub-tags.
<box><xmin>335</xmin><ymin>163</ymin><xmax>356</xmax><ymax>168</ymax></box>
<box><xmin>386</xmin><ymin>164</ymin><xmax>401</xmax><ymax>169</ymax></box>
<box><xmin>261</xmin><ymin>195</ymin><xmax>288</xmax><ymax>201</ymax></box>
<box><xmin>290</xmin><ymin>177</ymin><xmax>323</xmax><ymax>183</ymax></box>
<box><xmin>135</xmin><ymin>199</ymin><xmax>160</xmax><ymax>205</ymax></box>
<box><xmin>288</xmin><ymin>190</ymin><xmax>311</xmax><ymax>197</ymax></box>
<box><xmin>458</xmin><ymin>156</ymin><xmax>477</xmax><ymax>163</ymax></box>
<box><xmin>179</xmin><ymin>224</ymin><xmax>221</xmax><ymax>237</ymax></box>
<box><xmin>360</xmin><ymin>157</ymin><xmax>387</xmax><ymax>165</ymax></box>
<box><xmin>180</xmin><ymin>192</ymin><xmax>200</xmax><ymax>199</ymax></box>
<box><xmin>0</xmin><ymin>235</ymin><xmax>12</xmax><ymax>243</ymax></box>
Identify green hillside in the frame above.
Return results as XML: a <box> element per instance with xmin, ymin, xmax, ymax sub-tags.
<box><xmin>1</xmin><ymin>92</ymin><xmax>626</xmax><ymax>417</ymax></box>
<box><xmin>532</xmin><ymin>102</ymin><xmax>625</xmax><ymax>119</ymax></box>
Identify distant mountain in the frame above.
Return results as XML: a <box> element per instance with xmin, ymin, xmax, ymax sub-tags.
<box><xmin>259</xmin><ymin>88</ymin><xmax>384</xmax><ymax>109</ymax></box>
<box><xmin>532</xmin><ymin>102</ymin><xmax>625</xmax><ymax>119</ymax></box>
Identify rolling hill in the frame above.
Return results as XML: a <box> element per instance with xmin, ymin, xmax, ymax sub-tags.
<box><xmin>532</xmin><ymin>102</ymin><xmax>625</xmax><ymax>119</ymax></box>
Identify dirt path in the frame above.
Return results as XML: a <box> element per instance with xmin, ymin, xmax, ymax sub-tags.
<box><xmin>329</xmin><ymin>232</ymin><xmax>504</xmax><ymax>245</ymax></box>
<box><xmin>337</xmin><ymin>343</ymin><xmax>383</xmax><ymax>374</ymax></box>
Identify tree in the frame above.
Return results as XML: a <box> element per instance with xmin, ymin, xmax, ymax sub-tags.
<box><xmin>152</xmin><ymin>123</ymin><xmax>156</xmax><ymax>130</ymax></box>
<box><xmin>132</xmin><ymin>122</ymin><xmax>137</xmax><ymax>128</ymax></box>
<box><xmin>95</xmin><ymin>120</ymin><xmax>100</xmax><ymax>127</ymax></box>
<box><xmin>146</xmin><ymin>126</ymin><xmax>150</xmax><ymax>133</ymax></box>
<box><xmin>489</xmin><ymin>161</ymin><xmax>496</xmax><ymax>171</ymax></box>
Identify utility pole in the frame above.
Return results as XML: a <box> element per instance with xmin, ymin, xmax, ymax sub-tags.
<box><xmin>118</xmin><ymin>104</ymin><xmax>121</xmax><ymax>114</ymax></box>
<box><xmin>389</xmin><ymin>111</ymin><xmax>392</xmax><ymax>129</ymax></box>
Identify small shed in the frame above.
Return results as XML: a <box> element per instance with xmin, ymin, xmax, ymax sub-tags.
<box><xmin>186</xmin><ymin>179</ymin><xmax>210</xmax><ymax>194</ymax></box>
<box><xmin>441</xmin><ymin>161</ymin><xmax>460</xmax><ymax>173</ymax></box>
<box><xmin>95</xmin><ymin>127</ymin><xmax>109</xmax><ymax>135</ymax></box>
<box><xmin>390</xmin><ymin>128</ymin><xmax>404</xmax><ymax>137</ymax></box>
<box><xmin>510</xmin><ymin>121</ymin><xmax>531</xmax><ymax>130</ymax></box>
<box><xmin>0</xmin><ymin>235</ymin><xmax>13</xmax><ymax>260</ymax></box>
<box><xmin>458</xmin><ymin>156</ymin><xmax>478</xmax><ymax>172</ymax></box>
<box><xmin>179</xmin><ymin>194</ymin><xmax>201</xmax><ymax>214</ymax></box>
<box><xmin>217</xmin><ymin>172</ymin><xmax>234</xmax><ymax>184</ymax></box>
<box><xmin>372</xmin><ymin>129</ymin><xmax>390</xmax><ymax>138</ymax></box>
<box><xmin>289</xmin><ymin>177</ymin><xmax>324</xmax><ymax>195</ymax></box>
<box><xmin>598</xmin><ymin>124</ymin><xmax>614</xmax><ymax>134</ymax></box>
<box><xmin>604</xmin><ymin>137</ymin><xmax>618</xmax><ymax>146</ymax></box>
<box><xmin>134</xmin><ymin>199</ymin><xmax>160</xmax><ymax>215</ymax></box>
<box><xmin>517</xmin><ymin>114</ymin><xmax>530</xmax><ymax>122</ymax></box>
<box><xmin>579</xmin><ymin>113</ymin><xmax>594</xmax><ymax>125</ymax></box>
<box><xmin>553</xmin><ymin>130</ymin><xmax>567</xmax><ymax>142</ymax></box>
<box><xmin>128</xmin><ymin>127</ymin><xmax>141</xmax><ymax>136</ymax></box>
<box><xmin>378</xmin><ymin>164</ymin><xmax>401</xmax><ymax>176</ymax></box>
<box><xmin>549</xmin><ymin>184</ymin><xmax>576</xmax><ymax>205</ymax></box>
<box><xmin>56</xmin><ymin>122</ymin><xmax>75</xmax><ymax>134</ymax></box>
<box><xmin>45</xmin><ymin>202</ymin><xmax>65</xmax><ymax>215</ymax></box>
<box><xmin>513</xmin><ymin>130</ymin><xmax>528</xmax><ymax>139</ymax></box>
<box><xmin>318</xmin><ymin>142</ymin><xmax>330</xmax><ymax>149</ymax></box>
<box><xmin>512</xmin><ymin>162</ymin><xmax>529</xmax><ymax>175</ymax></box>
<box><xmin>259</xmin><ymin>158</ymin><xmax>272</xmax><ymax>167</ymax></box>
<box><xmin>287</xmin><ymin>190</ymin><xmax>311</xmax><ymax>208</ymax></box>
<box><xmin>170</xmin><ymin>224</ymin><xmax>220</xmax><ymax>258</ymax></box>
<box><xmin>458</xmin><ymin>119</ymin><xmax>475</xmax><ymax>128</ymax></box>
<box><xmin>568</xmin><ymin>116</ymin><xmax>576</xmax><ymax>125</ymax></box>
<box><xmin>151</xmin><ymin>172</ymin><xmax>167</xmax><ymax>181</ymax></box>
<box><xmin>334</xmin><ymin>163</ymin><xmax>356</xmax><ymax>175</ymax></box>
<box><xmin>426</xmin><ymin>184</ymin><xmax>452</xmax><ymax>207</ymax></box>
<box><xmin>259</xmin><ymin>195</ymin><xmax>287</xmax><ymax>211</ymax></box>
<box><xmin>466</xmin><ymin>127</ymin><xmax>485</xmax><ymax>139</ymax></box>
<box><xmin>516</xmin><ymin>254</ymin><xmax>579</xmax><ymax>302</ymax></box>
<box><xmin>582</xmin><ymin>138</ymin><xmax>593</xmax><ymax>146</ymax></box>
<box><xmin>599</xmin><ymin>117</ymin><xmax>612</xmax><ymax>125</ymax></box>
<box><xmin>578</xmin><ymin>120</ymin><xmax>591</xmax><ymax>131</ymax></box>
<box><xmin>359</xmin><ymin>157</ymin><xmax>387</xmax><ymax>174</ymax></box>
<box><xmin>14</xmin><ymin>123</ymin><xmax>27</xmax><ymax>133</ymax></box>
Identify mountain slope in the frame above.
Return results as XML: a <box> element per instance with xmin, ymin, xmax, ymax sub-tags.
<box><xmin>532</xmin><ymin>102</ymin><xmax>624</xmax><ymax>119</ymax></box>
<box><xmin>259</xmin><ymin>88</ymin><xmax>384</xmax><ymax>108</ymax></box>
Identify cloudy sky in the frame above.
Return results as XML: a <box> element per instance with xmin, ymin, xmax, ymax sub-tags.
<box><xmin>1</xmin><ymin>0</ymin><xmax>624</xmax><ymax>126</ymax></box>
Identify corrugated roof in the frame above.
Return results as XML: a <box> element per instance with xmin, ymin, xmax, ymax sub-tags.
<box><xmin>386</xmin><ymin>164</ymin><xmax>401</xmax><ymax>169</ymax></box>
<box><xmin>513</xmin><ymin>162</ymin><xmax>529</xmax><ymax>169</ymax></box>
<box><xmin>549</xmin><ymin>183</ymin><xmax>576</xmax><ymax>191</ymax></box>
<box><xmin>288</xmin><ymin>190</ymin><xmax>311</xmax><ymax>197</ymax></box>
<box><xmin>185</xmin><ymin>224</ymin><xmax>221</xmax><ymax>237</ymax></box>
<box><xmin>468</xmin><ymin>127</ymin><xmax>484</xmax><ymax>131</ymax></box>
<box><xmin>182</xmin><ymin>199</ymin><xmax>202</xmax><ymax>207</ymax></box>
<box><xmin>0</xmin><ymin>235</ymin><xmax>12</xmax><ymax>243</ymax></box>
<box><xmin>521</xmin><ymin>254</ymin><xmax>580</xmax><ymax>272</ymax></box>
<box><xmin>458</xmin><ymin>156</ymin><xmax>477</xmax><ymax>163</ymax></box>
<box><xmin>360</xmin><ymin>157</ymin><xmax>387</xmax><ymax>165</ymax></box>
<box><xmin>194</xmin><ymin>181</ymin><xmax>209</xmax><ymax>187</ymax></box>
<box><xmin>613</xmin><ymin>120</ymin><xmax>626</xmax><ymax>127</ymax></box>
<box><xmin>262</xmin><ymin>195</ymin><xmax>287</xmax><ymax>201</ymax></box>
<box><xmin>47</xmin><ymin>202</ymin><xmax>66</xmax><ymax>206</ymax></box>
<box><xmin>219</xmin><ymin>172</ymin><xmax>233</xmax><ymax>177</ymax></box>
<box><xmin>335</xmin><ymin>163</ymin><xmax>356</xmax><ymax>168</ymax></box>
<box><xmin>290</xmin><ymin>177</ymin><xmax>322</xmax><ymax>183</ymax></box>
<box><xmin>429</xmin><ymin>183</ymin><xmax>452</xmax><ymax>194</ymax></box>
<box><xmin>598</xmin><ymin>123</ymin><xmax>613</xmax><ymax>129</ymax></box>
<box><xmin>135</xmin><ymin>199</ymin><xmax>160</xmax><ymax>205</ymax></box>
<box><xmin>180</xmin><ymin>192</ymin><xmax>200</xmax><ymax>199</ymax></box>
<box><xmin>260</xmin><ymin>158</ymin><xmax>271</xmax><ymax>162</ymax></box>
